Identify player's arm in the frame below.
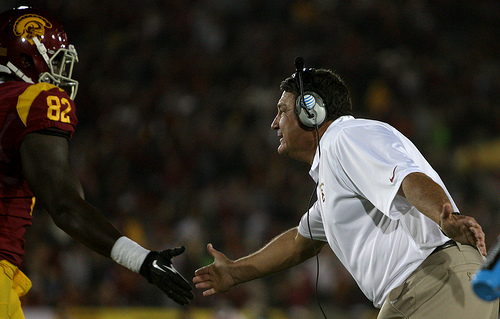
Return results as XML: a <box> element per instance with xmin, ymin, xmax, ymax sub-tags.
<box><xmin>193</xmin><ymin>226</ymin><xmax>326</xmax><ymax>296</ymax></box>
<box><xmin>399</xmin><ymin>172</ymin><xmax>486</xmax><ymax>255</ymax></box>
<box><xmin>21</xmin><ymin>132</ymin><xmax>120</xmax><ymax>254</ymax></box>
<box><xmin>20</xmin><ymin>132</ymin><xmax>194</xmax><ymax>304</ymax></box>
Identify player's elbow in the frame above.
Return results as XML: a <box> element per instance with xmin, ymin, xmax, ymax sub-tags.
<box><xmin>49</xmin><ymin>204</ymin><xmax>78</xmax><ymax>232</ymax></box>
<box><xmin>45</xmin><ymin>197</ymin><xmax>86</xmax><ymax>233</ymax></box>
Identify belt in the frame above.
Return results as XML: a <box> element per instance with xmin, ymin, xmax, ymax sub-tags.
<box><xmin>431</xmin><ymin>240</ymin><xmax>458</xmax><ymax>255</ymax></box>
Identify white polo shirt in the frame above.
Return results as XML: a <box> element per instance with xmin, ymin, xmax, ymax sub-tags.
<box><xmin>298</xmin><ymin>116</ymin><xmax>454</xmax><ymax>307</ymax></box>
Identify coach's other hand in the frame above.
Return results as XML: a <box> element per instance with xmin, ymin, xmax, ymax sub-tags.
<box><xmin>439</xmin><ymin>203</ymin><xmax>487</xmax><ymax>256</ymax></box>
<box><xmin>139</xmin><ymin>246</ymin><xmax>194</xmax><ymax>305</ymax></box>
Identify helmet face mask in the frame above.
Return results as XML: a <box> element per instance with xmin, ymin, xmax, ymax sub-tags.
<box><xmin>0</xmin><ymin>7</ymin><xmax>79</xmax><ymax>99</ymax></box>
<box><xmin>39</xmin><ymin>44</ymin><xmax>79</xmax><ymax>99</ymax></box>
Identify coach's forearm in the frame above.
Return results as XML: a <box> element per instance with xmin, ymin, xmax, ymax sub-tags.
<box><xmin>229</xmin><ymin>227</ymin><xmax>323</xmax><ymax>285</ymax></box>
<box><xmin>400</xmin><ymin>172</ymin><xmax>451</xmax><ymax>224</ymax></box>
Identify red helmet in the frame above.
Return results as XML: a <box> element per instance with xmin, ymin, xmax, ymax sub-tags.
<box><xmin>0</xmin><ymin>6</ymin><xmax>78</xmax><ymax>99</ymax></box>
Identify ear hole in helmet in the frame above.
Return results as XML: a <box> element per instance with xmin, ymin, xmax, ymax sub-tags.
<box><xmin>20</xmin><ymin>53</ymin><xmax>34</xmax><ymax>67</ymax></box>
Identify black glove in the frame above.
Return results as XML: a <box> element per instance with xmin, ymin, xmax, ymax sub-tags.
<box><xmin>139</xmin><ymin>246</ymin><xmax>194</xmax><ymax>305</ymax></box>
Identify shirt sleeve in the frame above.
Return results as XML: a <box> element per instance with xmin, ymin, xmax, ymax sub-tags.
<box><xmin>17</xmin><ymin>82</ymin><xmax>77</xmax><ymax>143</ymax></box>
<box><xmin>333</xmin><ymin>125</ymin><xmax>422</xmax><ymax>219</ymax></box>
<box><xmin>298</xmin><ymin>200</ymin><xmax>328</xmax><ymax>241</ymax></box>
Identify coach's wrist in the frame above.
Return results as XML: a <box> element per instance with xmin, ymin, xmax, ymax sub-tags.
<box><xmin>231</xmin><ymin>259</ymin><xmax>259</xmax><ymax>286</ymax></box>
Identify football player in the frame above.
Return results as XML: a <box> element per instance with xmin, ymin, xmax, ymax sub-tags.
<box><xmin>0</xmin><ymin>7</ymin><xmax>193</xmax><ymax>318</ymax></box>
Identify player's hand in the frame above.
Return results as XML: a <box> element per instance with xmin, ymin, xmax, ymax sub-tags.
<box><xmin>439</xmin><ymin>203</ymin><xmax>487</xmax><ymax>256</ymax></box>
<box><xmin>193</xmin><ymin>244</ymin><xmax>236</xmax><ymax>297</ymax></box>
<box><xmin>139</xmin><ymin>246</ymin><xmax>194</xmax><ymax>305</ymax></box>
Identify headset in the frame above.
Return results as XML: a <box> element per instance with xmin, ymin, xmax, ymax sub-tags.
<box><xmin>293</xmin><ymin>57</ymin><xmax>327</xmax><ymax>128</ymax></box>
<box><xmin>293</xmin><ymin>57</ymin><xmax>328</xmax><ymax>318</ymax></box>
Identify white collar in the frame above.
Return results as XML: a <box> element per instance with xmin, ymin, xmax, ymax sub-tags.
<box><xmin>309</xmin><ymin>115</ymin><xmax>355</xmax><ymax>181</ymax></box>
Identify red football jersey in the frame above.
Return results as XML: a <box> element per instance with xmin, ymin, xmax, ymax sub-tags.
<box><xmin>0</xmin><ymin>81</ymin><xmax>77</xmax><ymax>266</ymax></box>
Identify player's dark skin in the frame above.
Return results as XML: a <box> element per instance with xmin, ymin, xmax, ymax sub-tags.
<box><xmin>20</xmin><ymin>132</ymin><xmax>122</xmax><ymax>257</ymax></box>
<box><xmin>0</xmin><ymin>7</ymin><xmax>194</xmax><ymax>306</ymax></box>
<box><xmin>18</xmin><ymin>113</ymin><xmax>194</xmax><ymax>306</ymax></box>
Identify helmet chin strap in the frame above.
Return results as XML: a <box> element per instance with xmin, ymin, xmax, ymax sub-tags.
<box><xmin>0</xmin><ymin>36</ymin><xmax>47</xmax><ymax>84</ymax></box>
<box><xmin>0</xmin><ymin>65</ymin><xmax>11</xmax><ymax>74</ymax></box>
<box><xmin>2</xmin><ymin>36</ymin><xmax>79</xmax><ymax>99</ymax></box>
<box><xmin>4</xmin><ymin>62</ymin><xmax>34</xmax><ymax>83</ymax></box>
<box><xmin>32</xmin><ymin>37</ymin><xmax>51</xmax><ymax>66</ymax></box>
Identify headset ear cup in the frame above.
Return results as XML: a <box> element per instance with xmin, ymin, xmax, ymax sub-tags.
<box><xmin>295</xmin><ymin>91</ymin><xmax>326</xmax><ymax>127</ymax></box>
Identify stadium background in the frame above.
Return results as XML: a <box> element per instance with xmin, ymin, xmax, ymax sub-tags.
<box><xmin>1</xmin><ymin>0</ymin><xmax>499</xmax><ymax>318</ymax></box>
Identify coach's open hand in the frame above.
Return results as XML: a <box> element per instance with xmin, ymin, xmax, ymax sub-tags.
<box><xmin>193</xmin><ymin>244</ymin><xmax>236</xmax><ymax>296</ymax></box>
<box><xmin>439</xmin><ymin>203</ymin><xmax>487</xmax><ymax>256</ymax></box>
<box><xmin>140</xmin><ymin>246</ymin><xmax>194</xmax><ymax>305</ymax></box>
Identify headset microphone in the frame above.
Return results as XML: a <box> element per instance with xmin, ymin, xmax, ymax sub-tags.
<box><xmin>294</xmin><ymin>56</ymin><xmax>305</xmax><ymax>70</ymax></box>
<box><xmin>294</xmin><ymin>57</ymin><xmax>314</xmax><ymax>119</ymax></box>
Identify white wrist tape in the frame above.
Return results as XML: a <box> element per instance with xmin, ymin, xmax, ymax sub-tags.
<box><xmin>110</xmin><ymin>236</ymin><xmax>150</xmax><ymax>273</ymax></box>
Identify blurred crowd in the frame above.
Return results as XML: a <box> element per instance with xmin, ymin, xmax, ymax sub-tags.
<box><xmin>1</xmin><ymin>0</ymin><xmax>499</xmax><ymax>318</ymax></box>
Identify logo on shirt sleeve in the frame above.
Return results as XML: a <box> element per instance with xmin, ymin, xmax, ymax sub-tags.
<box><xmin>389</xmin><ymin>166</ymin><xmax>398</xmax><ymax>183</ymax></box>
<box><xmin>320</xmin><ymin>183</ymin><xmax>325</xmax><ymax>202</ymax></box>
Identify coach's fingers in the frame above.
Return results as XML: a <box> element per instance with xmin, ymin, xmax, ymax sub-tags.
<box><xmin>477</xmin><ymin>241</ymin><xmax>487</xmax><ymax>256</ymax></box>
<box><xmin>207</xmin><ymin>243</ymin><xmax>220</xmax><ymax>258</ymax></box>
<box><xmin>468</xmin><ymin>220</ymin><xmax>487</xmax><ymax>256</ymax></box>
<box><xmin>455</xmin><ymin>216</ymin><xmax>487</xmax><ymax>256</ymax></box>
<box><xmin>194</xmin><ymin>264</ymin><xmax>210</xmax><ymax>277</ymax></box>
<box><xmin>468</xmin><ymin>220</ymin><xmax>484</xmax><ymax>240</ymax></box>
<box><xmin>193</xmin><ymin>273</ymin><xmax>211</xmax><ymax>285</ymax></box>
<box><xmin>194</xmin><ymin>279</ymin><xmax>213</xmax><ymax>290</ymax></box>
<box><xmin>192</xmin><ymin>268</ymin><xmax>221</xmax><ymax>297</ymax></box>
<box><xmin>459</xmin><ymin>217</ymin><xmax>478</xmax><ymax>244</ymax></box>
<box><xmin>194</xmin><ymin>244</ymin><xmax>219</xmax><ymax>277</ymax></box>
<box><xmin>203</xmin><ymin>288</ymin><xmax>218</xmax><ymax>297</ymax></box>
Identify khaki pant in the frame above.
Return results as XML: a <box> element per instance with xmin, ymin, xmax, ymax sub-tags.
<box><xmin>0</xmin><ymin>260</ymin><xmax>32</xmax><ymax>319</ymax></box>
<box><xmin>378</xmin><ymin>243</ymin><xmax>499</xmax><ymax>319</ymax></box>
